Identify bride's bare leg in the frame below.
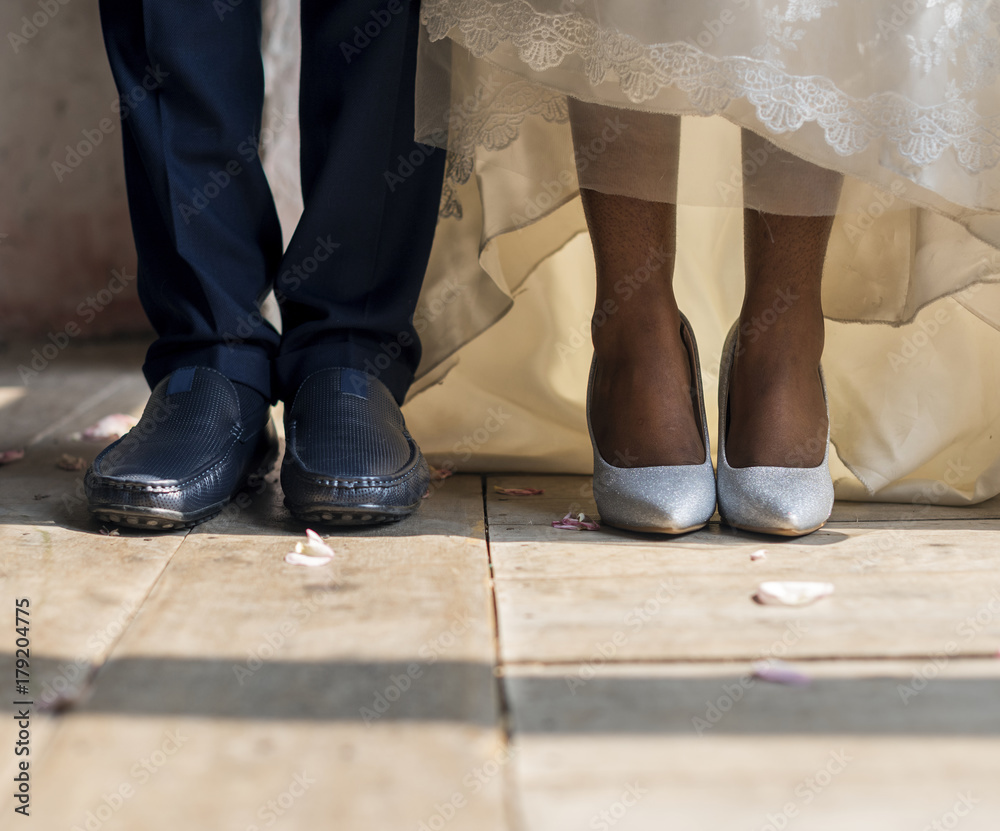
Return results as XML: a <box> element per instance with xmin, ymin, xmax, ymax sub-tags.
<box><xmin>570</xmin><ymin>102</ymin><xmax>703</xmax><ymax>467</ymax></box>
<box><xmin>726</xmin><ymin>156</ymin><xmax>839</xmax><ymax>468</ymax></box>
<box><xmin>582</xmin><ymin>191</ymin><xmax>704</xmax><ymax>467</ymax></box>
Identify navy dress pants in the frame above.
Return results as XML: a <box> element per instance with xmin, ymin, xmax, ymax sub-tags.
<box><xmin>98</xmin><ymin>0</ymin><xmax>444</xmax><ymax>404</ymax></box>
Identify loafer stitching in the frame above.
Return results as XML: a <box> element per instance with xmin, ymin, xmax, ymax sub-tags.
<box><xmin>88</xmin><ymin>433</ymin><xmax>250</xmax><ymax>494</ymax></box>
<box><xmin>285</xmin><ymin>442</ymin><xmax>424</xmax><ymax>489</ymax></box>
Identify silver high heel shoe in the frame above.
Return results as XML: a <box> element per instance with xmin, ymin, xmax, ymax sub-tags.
<box><xmin>716</xmin><ymin>322</ymin><xmax>834</xmax><ymax>536</ymax></box>
<box><xmin>588</xmin><ymin>313</ymin><xmax>717</xmax><ymax>534</ymax></box>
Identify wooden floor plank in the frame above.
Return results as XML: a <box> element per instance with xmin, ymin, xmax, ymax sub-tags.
<box><xmin>0</xmin><ymin>342</ymin><xmax>148</xmax><ymax>449</ymax></box>
<box><xmin>830</xmin><ymin>496</ymin><xmax>1000</xmax><ymax>522</ymax></box>
<box><xmin>488</xmin><ymin>521</ymin><xmax>1000</xmax><ymax>579</ymax></box>
<box><xmin>27</xmin><ymin>718</ymin><xmax>509</xmax><ymax>831</ymax></box>
<box><xmin>493</xmin><ymin>573</ymin><xmax>1000</xmax><ymax>662</ymax></box>
<box><xmin>487</xmin><ymin>474</ymin><xmax>1000</xmax><ymax>528</ymax></box>
<box><xmin>503</xmin><ymin>661</ymin><xmax>1000</xmax><ymax>831</ymax></box>
<box><xmin>486</xmin><ymin>475</ymin><xmax>1000</xmax><ymax>662</ymax></box>
<box><xmin>10</xmin><ymin>475</ymin><xmax>510</xmax><ymax>830</ymax></box>
<box><xmin>0</xmin><ymin>366</ymin><xmax>187</xmax><ymax>795</ymax></box>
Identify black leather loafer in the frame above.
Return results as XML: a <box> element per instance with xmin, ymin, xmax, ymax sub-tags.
<box><xmin>85</xmin><ymin>367</ymin><xmax>279</xmax><ymax>529</ymax></box>
<box><xmin>281</xmin><ymin>368</ymin><xmax>429</xmax><ymax>525</ymax></box>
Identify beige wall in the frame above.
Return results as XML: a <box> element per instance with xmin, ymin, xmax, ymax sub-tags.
<box><xmin>1</xmin><ymin>0</ymin><xmax>141</xmax><ymax>343</ymax></box>
<box><xmin>0</xmin><ymin>0</ymin><xmax>302</xmax><ymax>344</ymax></box>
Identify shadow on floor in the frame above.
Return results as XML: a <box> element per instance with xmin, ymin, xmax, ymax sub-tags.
<box><xmin>2</xmin><ymin>654</ymin><xmax>998</xmax><ymax>735</ymax></box>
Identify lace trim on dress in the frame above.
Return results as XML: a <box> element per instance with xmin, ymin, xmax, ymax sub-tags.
<box><xmin>422</xmin><ymin>0</ymin><xmax>1000</xmax><ymax>174</ymax></box>
<box><xmin>433</xmin><ymin>77</ymin><xmax>569</xmax><ymax>217</ymax></box>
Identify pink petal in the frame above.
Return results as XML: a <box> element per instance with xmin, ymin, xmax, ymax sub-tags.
<box><xmin>57</xmin><ymin>454</ymin><xmax>87</xmax><ymax>471</ymax></box>
<box><xmin>429</xmin><ymin>465</ymin><xmax>453</xmax><ymax>481</ymax></box>
<box><xmin>551</xmin><ymin>512</ymin><xmax>600</xmax><ymax>531</ymax></box>
<box><xmin>752</xmin><ymin>659</ymin><xmax>811</xmax><ymax>686</ymax></box>
<box><xmin>494</xmin><ymin>486</ymin><xmax>545</xmax><ymax>496</ymax></box>
<box><xmin>71</xmin><ymin>414</ymin><xmax>139</xmax><ymax>442</ymax></box>
<box><xmin>0</xmin><ymin>449</ymin><xmax>25</xmax><ymax>465</ymax></box>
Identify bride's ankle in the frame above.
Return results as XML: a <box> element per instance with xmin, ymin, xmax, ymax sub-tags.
<box><xmin>737</xmin><ymin>302</ymin><xmax>824</xmax><ymax>362</ymax></box>
<box><xmin>592</xmin><ymin>299</ymin><xmax>682</xmax><ymax>354</ymax></box>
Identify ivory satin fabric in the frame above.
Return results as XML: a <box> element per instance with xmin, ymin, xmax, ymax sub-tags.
<box><xmin>400</xmin><ymin>1</ymin><xmax>1000</xmax><ymax>504</ymax></box>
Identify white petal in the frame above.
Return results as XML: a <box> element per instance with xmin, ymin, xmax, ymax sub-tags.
<box><xmin>750</xmin><ymin>549</ymin><xmax>768</xmax><ymax>561</ymax></box>
<box><xmin>755</xmin><ymin>581</ymin><xmax>834</xmax><ymax>606</ymax></box>
<box><xmin>284</xmin><ymin>551</ymin><xmax>333</xmax><ymax>567</ymax></box>
<box><xmin>284</xmin><ymin>529</ymin><xmax>335</xmax><ymax>566</ymax></box>
<box><xmin>296</xmin><ymin>529</ymin><xmax>335</xmax><ymax>558</ymax></box>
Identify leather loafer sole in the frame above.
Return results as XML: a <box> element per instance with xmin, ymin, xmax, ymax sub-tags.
<box><xmin>88</xmin><ymin>428</ymin><xmax>280</xmax><ymax>530</ymax></box>
<box><xmin>282</xmin><ymin>460</ymin><xmax>428</xmax><ymax>526</ymax></box>
<box><xmin>286</xmin><ymin>503</ymin><xmax>419</xmax><ymax>526</ymax></box>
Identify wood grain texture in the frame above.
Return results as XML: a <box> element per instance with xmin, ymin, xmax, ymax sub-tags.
<box><xmin>503</xmin><ymin>661</ymin><xmax>1000</xmax><ymax>831</ymax></box>
<box><xmin>3</xmin><ymin>476</ymin><xmax>509</xmax><ymax>830</ymax></box>
<box><xmin>486</xmin><ymin>476</ymin><xmax>1000</xmax><ymax>662</ymax></box>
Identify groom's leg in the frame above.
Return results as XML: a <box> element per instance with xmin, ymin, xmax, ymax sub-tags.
<box><xmin>277</xmin><ymin>0</ymin><xmax>445</xmax><ymax>525</ymax></box>
<box><xmin>99</xmin><ymin>0</ymin><xmax>281</xmax><ymax>400</ymax></box>
<box><xmin>274</xmin><ymin>0</ymin><xmax>445</xmax><ymax>405</ymax></box>
<box><xmin>88</xmin><ymin>0</ymin><xmax>282</xmax><ymax>529</ymax></box>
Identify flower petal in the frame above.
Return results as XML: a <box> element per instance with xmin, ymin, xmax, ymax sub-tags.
<box><xmin>284</xmin><ymin>551</ymin><xmax>333</xmax><ymax>567</ymax></box>
<box><xmin>70</xmin><ymin>414</ymin><xmax>139</xmax><ymax>442</ymax></box>
<box><xmin>551</xmin><ymin>512</ymin><xmax>600</xmax><ymax>531</ymax></box>
<box><xmin>57</xmin><ymin>454</ymin><xmax>87</xmax><ymax>471</ymax></box>
<box><xmin>284</xmin><ymin>529</ymin><xmax>335</xmax><ymax>565</ymax></box>
<box><xmin>0</xmin><ymin>449</ymin><xmax>25</xmax><ymax>465</ymax></box>
<box><xmin>755</xmin><ymin>581</ymin><xmax>834</xmax><ymax>606</ymax></box>
<box><xmin>752</xmin><ymin>659</ymin><xmax>812</xmax><ymax>686</ymax></box>
<box><xmin>296</xmin><ymin>529</ymin><xmax>335</xmax><ymax>558</ymax></box>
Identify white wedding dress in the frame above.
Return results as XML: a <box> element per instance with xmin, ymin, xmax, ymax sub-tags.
<box><xmin>401</xmin><ymin>0</ymin><xmax>1000</xmax><ymax>504</ymax></box>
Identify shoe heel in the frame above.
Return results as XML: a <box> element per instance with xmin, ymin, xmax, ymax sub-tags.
<box><xmin>715</xmin><ymin>322</ymin><xmax>834</xmax><ymax>536</ymax></box>
<box><xmin>588</xmin><ymin>312</ymin><xmax>717</xmax><ymax>534</ymax></box>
